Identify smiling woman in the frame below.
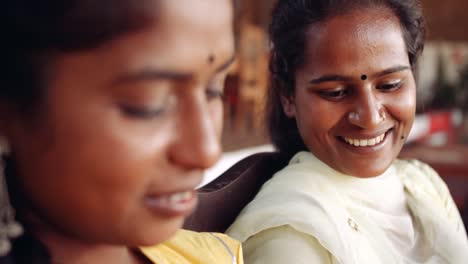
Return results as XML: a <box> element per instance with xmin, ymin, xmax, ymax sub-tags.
<box><xmin>227</xmin><ymin>0</ymin><xmax>468</xmax><ymax>263</ymax></box>
<box><xmin>1</xmin><ymin>0</ymin><xmax>242</xmax><ymax>264</ymax></box>
<box><xmin>288</xmin><ymin>12</ymin><xmax>416</xmax><ymax>178</ymax></box>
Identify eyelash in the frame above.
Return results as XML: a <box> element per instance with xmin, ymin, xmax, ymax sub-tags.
<box><xmin>318</xmin><ymin>89</ymin><xmax>348</xmax><ymax>100</ymax></box>
<box><xmin>377</xmin><ymin>81</ymin><xmax>403</xmax><ymax>91</ymax></box>
<box><xmin>121</xmin><ymin>85</ymin><xmax>224</xmax><ymax>120</ymax></box>
<box><xmin>318</xmin><ymin>80</ymin><xmax>404</xmax><ymax>100</ymax></box>
<box><xmin>206</xmin><ymin>87</ymin><xmax>224</xmax><ymax>101</ymax></box>
<box><xmin>120</xmin><ymin>105</ymin><xmax>167</xmax><ymax>119</ymax></box>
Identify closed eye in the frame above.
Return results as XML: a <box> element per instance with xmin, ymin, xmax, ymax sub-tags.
<box><xmin>206</xmin><ymin>87</ymin><xmax>224</xmax><ymax>101</ymax></box>
<box><xmin>120</xmin><ymin>105</ymin><xmax>167</xmax><ymax>119</ymax></box>
<box><xmin>119</xmin><ymin>95</ymin><xmax>175</xmax><ymax>119</ymax></box>
<box><xmin>377</xmin><ymin>81</ymin><xmax>403</xmax><ymax>92</ymax></box>
<box><xmin>205</xmin><ymin>74</ymin><xmax>227</xmax><ymax>101</ymax></box>
<box><xmin>318</xmin><ymin>89</ymin><xmax>349</xmax><ymax>100</ymax></box>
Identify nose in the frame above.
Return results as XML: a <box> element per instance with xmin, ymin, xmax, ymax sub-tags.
<box><xmin>348</xmin><ymin>90</ymin><xmax>385</xmax><ymax>129</ymax></box>
<box><xmin>169</xmin><ymin>94</ymin><xmax>222</xmax><ymax>170</ymax></box>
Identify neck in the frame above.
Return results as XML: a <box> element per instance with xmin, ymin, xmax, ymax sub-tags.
<box><xmin>24</xmin><ymin>214</ymin><xmax>145</xmax><ymax>264</ymax></box>
<box><xmin>47</xmin><ymin>238</ymin><xmax>139</xmax><ymax>264</ymax></box>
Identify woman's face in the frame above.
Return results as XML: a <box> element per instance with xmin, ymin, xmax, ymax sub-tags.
<box><xmin>6</xmin><ymin>0</ymin><xmax>234</xmax><ymax>245</ymax></box>
<box><xmin>284</xmin><ymin>8</ymin><xmax>416</xmax><ymax>177</ymax></box>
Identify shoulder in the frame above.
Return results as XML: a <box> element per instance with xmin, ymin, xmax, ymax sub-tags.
<box><xmin>166</xmin><ymin>229</ymin><xmax>241</xmax><ymax>249</ymax></box>
<box><xmin>395</xmin><ymin>159</ymin><xmax>465</xmax><ymax>229</ymax></box>
<box><xmin>395</xmin><ymin>159</ymin><xmax>450</xmax><ymax>199</ymax></box>
<box><xmin>227</xmin><ymin>152</ymin><xmax>350</xmax><ymax>257</ymax></box>
<box><xmin>396</xmin><ymin>159</ymin><xmax>440</xmax><ymax>180</ymax></box>
<box><xmin>140</xmin><ymin>229</ymin><xmax>243</xmax><ymax>264</ymax></box>
<box><xmin>258</xmin><ymin>151</ymin><xmax>338</xmax><ymax>196</ymax></box>
<box><xmin>242</xmin><ymin>225</ymin><xmax>332</xmax><ymax>264</ymax></box>
<box><xmin>396</xmin><ymin>159</ymin><xmax>468</xmax><ymax>259</ymax></box>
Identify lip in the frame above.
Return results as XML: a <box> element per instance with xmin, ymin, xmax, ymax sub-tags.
<box><xmin>144</xmin><ymin>190</ymin><xmax>198</xmax><ymax>218</ymax></box>
<box><xmin>340</xmin><ymin>127</ymin><xmax>393</xmax><ymax>140</ymax></box>
<box><xmin>337</xmin><ymin>128</ymin><xmax>393</xmax><ymax>154</ymax></box>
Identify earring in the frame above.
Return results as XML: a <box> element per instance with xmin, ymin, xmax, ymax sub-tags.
<box><xmin>0</xmin><ymin>138</ymin><xmax>23</xmax><ymax>256</ymax></box>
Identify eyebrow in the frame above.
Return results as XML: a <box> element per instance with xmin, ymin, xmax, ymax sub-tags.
<box><xmin>308</xmin><ymin>65</ymin><xmax>411</xmax><ymax>84</ymax></box>
<box><xmin>309</xmin><ymin>75</ymin><xmax>353</xmax><ymax>84</ymax></box>
<box><xmin>375</xmin><ymin>65</ymin><xmax>411</xmax><ymax>77</ymax></box>
<box><xmin>115</xmin><ymin>54</ymin><xmax>236</xmax><ymax>84</ymax></box>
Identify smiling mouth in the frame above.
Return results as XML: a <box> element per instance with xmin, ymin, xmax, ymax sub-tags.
<box><xmin>144</xmin><ymin>190</ymin><xmax>197</xmax><ymax>217</ymax></box>
<box><xmin>339</xmin><ymin>129</ymin><xmax>392</xmax><ymax>147</ymax></box>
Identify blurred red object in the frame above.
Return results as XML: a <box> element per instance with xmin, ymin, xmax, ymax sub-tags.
<box><xmin>407</xmin><ymin>109</ymin><xmax>463</xmax><ymax>146</ymax></box>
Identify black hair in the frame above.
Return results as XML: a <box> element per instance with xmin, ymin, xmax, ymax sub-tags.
<box><xmin>3</xmin><ymin>0</ymin><xmax>158</xmax><ymax>114</ymax></box>
<box><xmin>266</xmin><ymin>0</ymin><xmax>426</xmax><ymax>156</ymax></box>
<box><xmin>1</xmin><ymin>1</ymin><xmax>159</xmax><ymax>263</ymax></box>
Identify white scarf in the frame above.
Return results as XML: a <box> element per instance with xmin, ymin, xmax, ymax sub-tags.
<box><xmin>227</xmin><ymin>151</ymin><xmax>468</xmax><ymax>264</ymax></box>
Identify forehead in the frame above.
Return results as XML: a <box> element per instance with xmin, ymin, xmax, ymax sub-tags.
<box><xmin>301</xmin><ymin>7</ymin><xmax>409</xmax><ymax>75</ymax></box>
<box><xmin>157</xmin><ymin>0</ymin><xmax>233</xmax><ymax>42</ymax></box>
<box><xmin>90</xmin><ymin>0</ymin><xmax>234</xmax><ymax>74</ymax></box>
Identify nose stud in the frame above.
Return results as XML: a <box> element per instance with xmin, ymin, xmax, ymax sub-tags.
<box><xmin>348</xmin><ymin>108</ymin><xmax>386</xmax><ymax>123</ymax></box>
<box><xmin>348</xmin><ymin>111</ymin><xmax>360</xmax><ymax>122</ymax></box>
<box><xmin>379</xmin><ymin>109</ymin><xmax>386</xmax><ymax>121</ymax></box>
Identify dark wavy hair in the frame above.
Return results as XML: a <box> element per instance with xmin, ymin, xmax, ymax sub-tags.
<box><xmin>266</xmin><ymin>0</ymin><xmax>426</xmax><ymax>156</ymax></box>
<box><xmin>1</xmin><ymin>1</ymin><xmax>159</xmax><ymax>263</ymax></box>
<box><xmin>3</xmin><ymin>0</ymin><xmax>158</xmax><ymax>114</ymax></box>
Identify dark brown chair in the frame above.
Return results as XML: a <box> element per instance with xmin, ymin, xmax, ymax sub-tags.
<box><xmin>183</xmin><ymin>151</ymin><xmax>290</xmax><ymax>233</ymax></box>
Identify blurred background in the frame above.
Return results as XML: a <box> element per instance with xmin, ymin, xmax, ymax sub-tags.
<box><xmin>207</xmin><ymin>0</ymin><xmax>468</xmax><ymax>223</ymax></box>
<box><xmin>221</xmin><ymin>0</ymin><xmax>468</xmax><ymax>149</ymax></box>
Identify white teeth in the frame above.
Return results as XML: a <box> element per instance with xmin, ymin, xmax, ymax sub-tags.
<box><xmin>354</xmin><ymin>139</ymin><xmax>360</xmax><ymax>146</ymax></box>
<box><xmin>344</xmin><ymin>133</ymin><xmax>386</xmax><ymax>147</ymax></box>
<box><xmin>168</xmin><ymin>191</ymin><xmax>192</xmax><ymax>204</ymax></box>
<box><xmin>360</xmin><ymin>139</ymin><xmax>368</xmax><ymax>147</ymax></box>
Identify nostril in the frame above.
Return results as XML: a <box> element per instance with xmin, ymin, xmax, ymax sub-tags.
<box><xmin>348</xmin><ymin>106</ymin><xmax>385</xmax><ymax>128</ymax></box>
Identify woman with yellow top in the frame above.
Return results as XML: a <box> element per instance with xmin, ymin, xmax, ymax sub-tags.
<box><xmin>0</xmin><ymin>0</ymin><xmax>241</xmax><ymax>263</ymax></box>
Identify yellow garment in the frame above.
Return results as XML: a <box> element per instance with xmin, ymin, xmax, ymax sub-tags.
<box><xmin>140</xmin><ymin>229</ymin><xmax>243</xmax><ymax>264</ymax></box>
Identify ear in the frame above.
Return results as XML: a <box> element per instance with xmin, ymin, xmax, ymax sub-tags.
<box><xmin>280</xmin><ymin>95</ymin><xmax>296</xmax><ymax>118</ymax></box>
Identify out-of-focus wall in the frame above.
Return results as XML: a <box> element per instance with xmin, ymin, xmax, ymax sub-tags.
<box><xmin>422</xmin><ymin>0</ymin><xmax>468</xmax><ymax>41</ymax></box>
<box><xmin>242</xmin><ymin>0</ymin><xmax>468</xmax><ymax>41</ymax></box>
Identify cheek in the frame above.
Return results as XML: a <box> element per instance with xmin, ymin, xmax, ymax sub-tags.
<box><xmin>387</xmin><ymin>86</ymin><xmax>416</xmax><ymax>129</ymax></box>
<box><xmin>42</xmin><ymin>100</ymin><xmax>172</xmax><ymax>199</ymax></box>
<box><xmin>295</xmin><ymin>94</ymin><xmax>344</xmax><ymax>134</ymax></box>
<box><xmin>210</xmin><ymin>101</ymin><xmax>224</xmax><ymax>138</ymax></box>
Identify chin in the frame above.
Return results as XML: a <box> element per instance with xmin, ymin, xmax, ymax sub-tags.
<box><xmin>339</xmin><ymin>162</ymin><xmax>391</xmax><ymax>178</ymax></box>
<box><xmin>354</xmin><ymin>166</ymin><xmax>390</xmax><ymax>178</ymax></box>
<box><xmin>130</xmin><ymin>217</ymin><xmax>185</xmax><ymax>246</ymax></box>
<box><xmin>355</xmin><ymin>170</ymin><xmax>386</xmax><ymax>178</ymax></box>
